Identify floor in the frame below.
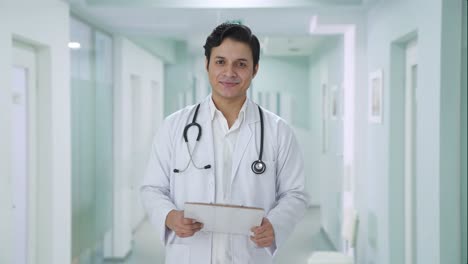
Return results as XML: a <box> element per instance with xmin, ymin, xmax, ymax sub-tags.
<box><xmin>99</xmin><ymin>207</ymin><xmax>334</xmax><ymax>264</ymax></box>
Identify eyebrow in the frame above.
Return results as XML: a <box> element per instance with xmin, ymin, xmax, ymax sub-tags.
<box><xmin>214</xmin><ymin>56</ymin><xmax>249</xmax><ymax>62</ymax></box>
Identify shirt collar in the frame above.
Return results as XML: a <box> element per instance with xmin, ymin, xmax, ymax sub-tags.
<box><xmin>208</xmin><ymin>96</ymin><xmax>248</xmax><ymax>124</ymax></box>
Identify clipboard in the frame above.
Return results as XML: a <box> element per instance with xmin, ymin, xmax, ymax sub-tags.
<box><xmin>184</xmin><ymin>202</ymin><xmax>265</xmax><ymax>235</ymax></box>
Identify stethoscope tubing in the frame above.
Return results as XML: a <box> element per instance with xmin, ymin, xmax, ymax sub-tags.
<box><xmin>174</xmin><ymin>102</ymin><xmax>266</xmax><ymax>174</ymax></box>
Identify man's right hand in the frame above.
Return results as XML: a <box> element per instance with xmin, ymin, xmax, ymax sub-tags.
<box><xmin>165</xmin><ymin>210</ymin><xmax>203</xmax><ymax>238</ymax></box>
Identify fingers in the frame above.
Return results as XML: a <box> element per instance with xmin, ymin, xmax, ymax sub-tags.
<box><xmin>251</xmin><ymin>225</ymin><xmax>268</xmax><ymax>236</ymax></box>
<box><xmin>251</xmin><ymin>226</ymin><xmax>265</xmax><ymax>235</ymax></box>
<box><xmin>175</xmin><ymin>226</ymin><xmax>203</xmax><ymax>238</ymax></box>
<box><xmin>251</xmin><ymin>230</ymin><xmax>272</xmax><ymax>240</ymax></box>
<box><xmin>176</xmin><ymin>222</ymin><xmax>203</xmax><ymax>232</ymax></box>
<box><xmin>250</xmin><ymin>217</ymin><xmax>275</xmax><ymax>247</ymax></box>
<box><xmin>250</xmin><ymin>236</ymin><xmax>274</xmax><ymax>247</ymax></box>
<box><xmin>182</xmin><ymin>217</ymin><xmax>195</xmax><ymax>224</ymax></box>
<box><xmin>174</xmin><ymin>219</ymin><xmax>203</xmax><ymax>238</ymax></box>
<box><xmin>182</xmin><ymin>218</ymin><xmax>203</xmax><ymax>229</ymax></box>
<box><xmin>167</xmin><ymin>211</ymin><xmax>204</xmax><ymax>238</ymax></box>
<box><xmin>250</xmin><ymin>228</ymin><xmax>274</xmax><ymax>247</ymax></box>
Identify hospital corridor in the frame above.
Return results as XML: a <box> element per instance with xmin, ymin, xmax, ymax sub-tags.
<box><xmin>0</xmin><ymin>0</ymin><xmax>466</xmax><ymax>264</ymax></box>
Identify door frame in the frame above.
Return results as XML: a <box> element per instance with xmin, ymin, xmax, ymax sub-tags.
<box><xmin>11</xmin><ymin>40</ymin><xmax>38</xmax><ymax>264</ymax></box>
<box><xmin>389</xmin><ymin>32</ymin><xmax>419</xmax><ymax>264</ymax></box>
<box><xmin>404</xmin><ymin>39</ymin><xmax>418</xmax><ymax>264</ymax></box>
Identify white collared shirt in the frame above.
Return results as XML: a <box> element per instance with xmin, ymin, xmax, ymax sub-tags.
<box><xmin>209</xmin><ymin>97</ymin><xmax>247</xmax><ymax>264</ymax></box>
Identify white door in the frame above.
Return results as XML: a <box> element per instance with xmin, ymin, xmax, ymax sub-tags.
<box><xmin>404</xmin><ymin>39</ymin><xmax>418</xmax><ymax>264</ymax></box>
<box><xmin>11</xmin><ymin>42</ymin><xmax>37</xmax><ymax>264</ymax></box>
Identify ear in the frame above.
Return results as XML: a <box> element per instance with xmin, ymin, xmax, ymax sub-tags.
<box><xmin>252</xmin><ymin>64</ymin><xmax>259</xmax><ymax>78</ymax></box>
<box><xmin>205</xmin><ymin>58</ymin><xmax>209</xmax><ymax>71</ymax></box>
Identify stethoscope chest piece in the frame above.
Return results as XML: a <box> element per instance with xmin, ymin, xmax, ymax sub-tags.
<box><xmin>251</xmin><ymin>160</ymin><xmax>266</xmax><ymax>174</ymax></box>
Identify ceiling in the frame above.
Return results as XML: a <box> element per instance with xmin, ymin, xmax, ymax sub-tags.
<box><xmin>68</xmin><ymin>0</ymin><xmax>374</xmax><ymax>59</ymax></box>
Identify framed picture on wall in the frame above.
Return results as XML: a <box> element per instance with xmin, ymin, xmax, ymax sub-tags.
<box><xmin>368</xmin><ymin>69</ymin><xmax>383</xmax><ymax>123</ymax></box>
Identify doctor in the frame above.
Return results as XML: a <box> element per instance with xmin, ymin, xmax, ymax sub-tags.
<box><xmin>140</xmin><ymin>22</ymin><xmax>309</xmax><ymax>264</ymax></box>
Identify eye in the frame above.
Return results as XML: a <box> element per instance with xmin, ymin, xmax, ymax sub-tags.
<box><xmin>215</xmin><ymin>59</ymin><xmax>225</xmax><ymax>65</ymax></box>
<box><xmin>238</xmin><ymin>61</ymin><xmax>247</xmax><ymax>68</ymax></box>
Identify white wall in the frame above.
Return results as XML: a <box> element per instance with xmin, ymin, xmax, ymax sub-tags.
<box><xmin>111</xmin><ymin>36</ymin><xmax>164</xmax><ymax>258</ymax></box>
<box><xmin>308</xmin><ymin>38</ymin><xmax>345</xmax><ymax>248</ymax></box>
<box><xmin>0</xmin><ymin>1</ymin><xmax>71</xmax><ymax>264</ymax></box>
<box><xmin>293</xmin><ymin>127</ymin><xmax>319</xmax><ymax>206</ymax></box>
<box><xmin>461</xmin><ymin>2</ymin><xmax>467</xmax><ymax>263</ymax></box>
<box><xmin>254</xmin><ymin>56</ymin><xmax>310</xmax><ymax>129</ymax></box>
<box><xmin>362</xmin><ymin>0</ymin><xmax>463</xmax><ymax>263</ymax></box>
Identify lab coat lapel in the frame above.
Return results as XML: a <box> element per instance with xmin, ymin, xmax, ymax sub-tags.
<box><xmin>231</xmin><ymin>99</ymin><xmax>257</xmax><ymax>184</ymax></box>
<box><xmin>197</xmin><ymin>99</ymin><xmax>215</xmax><ymax>168</ymax></box>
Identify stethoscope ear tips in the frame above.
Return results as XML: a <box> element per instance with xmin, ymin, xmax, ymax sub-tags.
<box><xmin>251</xmin><ymin>160</ymin><xmax>266</xmax><ymax>174</ymax></box>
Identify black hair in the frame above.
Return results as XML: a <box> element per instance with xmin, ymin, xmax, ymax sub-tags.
<box><xmin>203</xmin><ymin>23</ymin><xmax>260</xmax><ymax>69</ymax></box>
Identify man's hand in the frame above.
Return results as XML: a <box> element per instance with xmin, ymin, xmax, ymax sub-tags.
<box><xmin>165</xmin><ymin>210</ymin><xmax>203</xmax><ymax>238</ymax></box>
<box><xmin>250</xmin><ymin>217</ymin><xmax>275</xmax><ymax>247</ymax></box>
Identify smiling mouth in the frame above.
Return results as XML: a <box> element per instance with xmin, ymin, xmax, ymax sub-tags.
<box><xmin>220</xmin><ymin>81</ymin><xmax>240</xmax><ymax>87</ymax></box>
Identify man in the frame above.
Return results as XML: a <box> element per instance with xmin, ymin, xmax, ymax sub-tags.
<box><xmin>140</xmin><ymin>22</ymin><xmax>308</xmax><ymax>264</ymax></box>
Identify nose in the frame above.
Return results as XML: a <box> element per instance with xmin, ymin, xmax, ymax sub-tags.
<box><xmin>223</xmin><ymin>63</ymin><xmax>237</xmax><ymax>77</ymax></box>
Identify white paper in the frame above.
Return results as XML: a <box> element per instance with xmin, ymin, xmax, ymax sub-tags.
<box><xmin>184</xmin><ymin>202</ymin><xmax>265</xmax><ymax>235</ymax></box>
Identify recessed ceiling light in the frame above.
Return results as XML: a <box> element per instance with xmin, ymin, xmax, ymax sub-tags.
<box><xmin>68</xmin><ymin>42</ymin><xmax>81</xmax><ymax>49</ymax></box>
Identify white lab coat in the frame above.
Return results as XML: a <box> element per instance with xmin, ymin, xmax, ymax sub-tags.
<box><xmin>140</xmin><ymin>96</ymin><xmax>308</xmax><ymax>264</ymax></box>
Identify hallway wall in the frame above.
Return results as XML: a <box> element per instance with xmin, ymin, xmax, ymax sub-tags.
<box><xmin>461</xmin><ymin>1</ymin><xmax>467</xmax><ymax>262</ymax></box>
<box><xmin>111</xmin><ymin>36</ymin><xmax>165</xmax><ymax>258</ymax></box>
<box><xmin>164</xmin><ymin>42</ymin><xmax>198</xmax><ymax>116</ymax></box>
<box><xmin>361</xmin><ymin>0</ymin><xmax>464</xmax><ymax>263</ymax></box>
<box><xmin>0</xmin><ymin>1</ymin><xmax>71</xmax><ymax>264</ymax></box>
<box><xmin>308</xmin><ymin>38</ymin><xmax>344</xmax><ymax>249</ymax></box>
<box><xmin>254</xmin><ymin>56</ymin><xmax>311</xmax><ymax>129</ymax></box>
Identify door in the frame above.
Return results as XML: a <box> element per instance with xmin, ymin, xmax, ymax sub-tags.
<box><xmin>11</xmin><ymin>42</ymin><xmax>37</xmax><ymax>264</ymax></box>
<box><xmin>404</xmin><ymin>39</ymin><xmax>418</xmax><ymax>264</ymax></box>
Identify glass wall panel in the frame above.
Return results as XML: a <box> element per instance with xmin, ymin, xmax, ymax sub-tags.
<box><xmin>70</xmin><ymin>16</ymin><xmax>114</xmax><ymax>263</ymax></box>
<box><xmin>93</xmin><ymin>30</ymin><xmax>114</xmax><ymax>249</ymax></box>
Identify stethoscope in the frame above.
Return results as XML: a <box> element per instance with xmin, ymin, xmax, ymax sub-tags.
<box><xmin>173</xmin><ymin>103</ymin><xmax>266</xmax><ymax>175</ymax></box>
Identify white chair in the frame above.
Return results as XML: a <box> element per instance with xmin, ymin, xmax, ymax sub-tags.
<box><xmin>307</xmin><ymin>208</ymin><xmax>358</xmax><ymax>264</ymax></box>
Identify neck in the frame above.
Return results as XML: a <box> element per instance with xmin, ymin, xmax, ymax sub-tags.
<box><xmin>212</xmin><ymin>95</ymin><xmax>246</xmax><ymax>128</ymax></box>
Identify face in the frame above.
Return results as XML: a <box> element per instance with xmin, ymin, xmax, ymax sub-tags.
<box><xmin>206</xmin><ymin>38</ymin><xmax>258</xmax><ymax>104</ymax></box>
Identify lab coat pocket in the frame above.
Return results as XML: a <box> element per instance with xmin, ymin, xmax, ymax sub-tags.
<box><xmin>165</xmin><ymin>244</ymin><xmax>190</xmax><ymax>264</ymax></box>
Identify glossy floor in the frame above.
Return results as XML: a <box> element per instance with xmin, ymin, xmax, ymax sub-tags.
<box><xmin>97</xmin><ymin>207</ymin><xmax>333</xmax><ymax>264</ymax></box>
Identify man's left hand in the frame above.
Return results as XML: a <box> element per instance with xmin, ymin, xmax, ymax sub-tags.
<box><xmin>250</xmin><ymin>217</ymin><xmax>275</xmax><ymax>247</ymax></box>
